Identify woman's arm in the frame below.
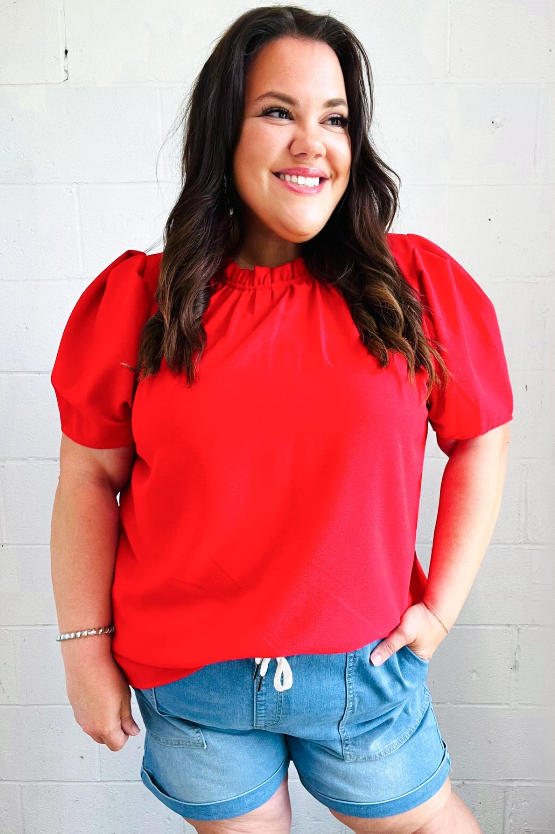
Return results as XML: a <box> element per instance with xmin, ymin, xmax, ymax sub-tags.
<box><xmin>51</xmin><ymin>434</ymin><xmax>134</xmax><ymax>643</ymax></box>
<box><xmin>423</xmin><ymin>421</ymin><xmax>511</xmax><ymax>630</ymax></box>
<box><xmin>50</xmin><ymin>434</ymin><xmax>141</xmax><ymax>748</ymax></box>
<box><xmin>370</xmin><ymin>422</ymin><xmax>511</xmax><ymax>664</ymax></box>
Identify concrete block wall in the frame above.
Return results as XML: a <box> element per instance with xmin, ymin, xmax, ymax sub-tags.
<box><xmin>0</xmin><ymin>1</ymin><xmax>553</xmax><ymax>832</ymax></box>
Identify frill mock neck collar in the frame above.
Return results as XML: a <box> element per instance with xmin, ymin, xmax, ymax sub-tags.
<box><xmin>218</xmin><ymin>255</ymin><xmax>311</xmax><ymax>288</ymax></box>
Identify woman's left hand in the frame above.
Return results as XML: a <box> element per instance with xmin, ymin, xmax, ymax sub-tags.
<box><xmin>369</xmin><ymin>601</ymin><xmax>449</xmax><ymax>666</ymax></box>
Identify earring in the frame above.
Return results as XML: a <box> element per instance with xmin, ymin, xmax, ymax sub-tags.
<box><xmin>223</xmin><ymin>174</ymin><xmax>234</xmax><ymax>217</ymax></box>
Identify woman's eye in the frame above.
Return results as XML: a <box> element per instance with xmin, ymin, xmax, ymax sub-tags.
<box><xmin>328</xmin><ymin>115</ymin><xmax>349</xmax><ymax>128</ymax></box>
<box><xmin>261</xmin><ymin>107</ymin><xmax>293</xmax><ymax>120</ymax></box>
<box><xmin>260</xmin><ymin>107</ymin><xmax>349</xmax><ymax>129</ymax></box>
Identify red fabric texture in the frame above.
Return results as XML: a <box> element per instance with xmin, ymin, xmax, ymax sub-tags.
<box><xmin>50</xmin><ymin>233</ymin><xmax>513</xmax><ymax>688</ymax></box>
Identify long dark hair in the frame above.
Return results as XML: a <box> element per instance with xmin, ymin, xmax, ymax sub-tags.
<box><xmin>136</xmin><ymin>5</ymin><xmax>449</xmax><ymax>399</ymax></box>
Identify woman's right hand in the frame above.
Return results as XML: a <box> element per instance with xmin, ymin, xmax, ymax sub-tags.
<box><xmin>62</xmin><ymin>639</ymin><xmax>141</xmax><ymax>751</ymax></box>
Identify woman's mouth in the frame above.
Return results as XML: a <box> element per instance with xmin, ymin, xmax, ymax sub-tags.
<box><xmin>272</xmin><ymin>171</ymin><xmax>327</xmax><ymax>195</ymax></box>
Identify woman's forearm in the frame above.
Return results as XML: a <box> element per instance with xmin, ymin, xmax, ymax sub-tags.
<box><xmin>424</xmin><ymin>425</ymin><xmax>511</xmax><ymax>630</ymax></box>
<box><xmin>50</xmin><ymin>473</ymin><xmax>120</xmax><ymax>661</ymax></box>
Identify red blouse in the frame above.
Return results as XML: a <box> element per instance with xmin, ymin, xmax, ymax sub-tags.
<box><xmin>51</xmin><ymin>233</ymin><xmax>513</xmax><ymax>689</ymax></box>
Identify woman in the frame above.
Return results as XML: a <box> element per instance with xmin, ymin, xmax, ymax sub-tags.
<box><xmin>50</xmin><ymin>6</ymin><xmax>513</xmax><ymax>833</ymax></box>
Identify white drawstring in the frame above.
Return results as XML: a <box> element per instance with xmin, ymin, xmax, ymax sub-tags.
<box><xmin>253</xmin><ymin>657</ymin><xmax>293</xmax><ymax>691</ymax></box>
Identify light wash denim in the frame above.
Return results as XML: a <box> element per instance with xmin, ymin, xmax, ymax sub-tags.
<box><xmin>132</xmin><ymin>638</ymin><xmax>451</xmax><ymax>821</ymax></box>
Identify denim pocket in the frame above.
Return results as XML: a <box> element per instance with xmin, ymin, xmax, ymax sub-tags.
<box><xmin>403</xmin><ymin>644</ymin><xmax>431</xmax><ymax>665</ymax></box>
<box><xmin>133</xmin><ymin>686</ymin><xmax>207</xmax><ymax>748</ymax></box>
<box><xmin>338</xmin><ymin>640</ymin><xmax>431</xmax><ymax>762</ymax></box>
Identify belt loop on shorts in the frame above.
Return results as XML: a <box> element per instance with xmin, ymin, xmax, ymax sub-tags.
<box><xmin>253</xmin><ymin>657</ymin><xmax>293</xmax><ymax>691</ymax></box>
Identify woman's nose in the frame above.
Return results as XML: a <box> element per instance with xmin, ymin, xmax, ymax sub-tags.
<box><xmin>289</xmin><ymin>124</ymin><xmax>326</xmax><ymax>158</ymax></box>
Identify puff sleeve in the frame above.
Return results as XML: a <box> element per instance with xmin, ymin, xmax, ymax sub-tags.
<box><xmin>50</xmin><ymin>251</ymin><xmax>154</xmax><ymax>449</ymax></box>
<box><xmin>408</xmin><ymin>234</ymin><xmax>514</xmax><ymax>441</ymax></box>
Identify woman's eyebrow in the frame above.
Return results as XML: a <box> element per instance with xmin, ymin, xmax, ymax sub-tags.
<box><xmin>252</xmin><ymin>91</ymin><xmax>348</xmax><ymax>108</ymax></box>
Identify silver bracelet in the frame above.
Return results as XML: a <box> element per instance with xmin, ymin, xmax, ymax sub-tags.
<box><xmin>56</xmin><ymin>625</ymin><xmax>115</xmax><ymax>642</ymax></box>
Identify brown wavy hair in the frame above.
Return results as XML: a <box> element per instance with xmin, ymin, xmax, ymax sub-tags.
<box><xmin>136</xmin><ymin>5</ymin><xmax>449</xmax><ymax>400</ymax></box>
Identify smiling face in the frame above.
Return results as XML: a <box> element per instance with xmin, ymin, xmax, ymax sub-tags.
<box><xmin>232</xmin><ymin>36</ymin><xmax>352</xmax><ymax>266</ymax></box>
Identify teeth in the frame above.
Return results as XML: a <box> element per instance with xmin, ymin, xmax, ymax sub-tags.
<box><xmin>278</xmin><ymin>173</ymin><xmax>321</xmax><ymax>187</ymax></box>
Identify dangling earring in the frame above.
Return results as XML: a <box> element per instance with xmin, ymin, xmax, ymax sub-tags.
<box><xmin>223</xmin><ymin>173</ymin><xmax>234</xmax><ymax>217</ymax></box>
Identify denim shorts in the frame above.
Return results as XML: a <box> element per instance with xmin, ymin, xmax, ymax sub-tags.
<box><xmin>132</xmin><ymin>638</ymin><xmax>451</xmax><ymax>822</ymax></box>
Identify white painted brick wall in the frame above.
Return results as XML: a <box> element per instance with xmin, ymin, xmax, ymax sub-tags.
<box><xmin>1</xmin><ymin>2</ymin><xmax>553</xmax><ymax>832</ymax></box>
